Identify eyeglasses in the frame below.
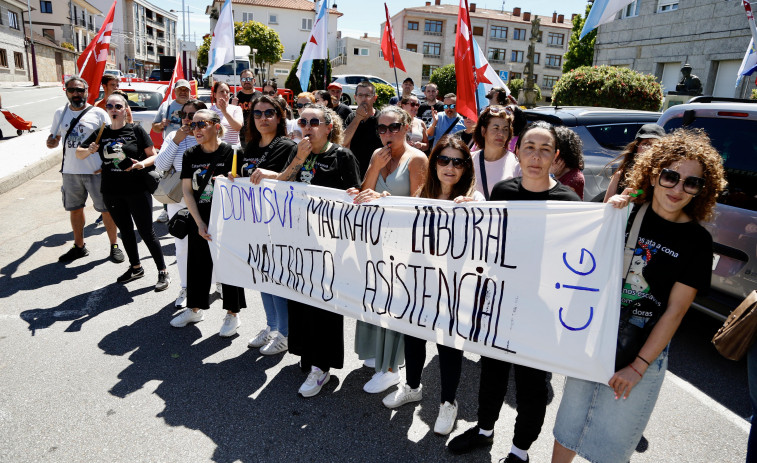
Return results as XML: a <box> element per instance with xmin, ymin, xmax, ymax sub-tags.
<box><xmin>253</xmin><ymin>109</ymin><xmax>277</xmax><ymax>119</ymax></box>
<box><xmin>241</xmin><ymin>77</ymin><xmax>254</xmax><ymax>82</ymax></box>
<box><xmin>66</xmin><ymin>88</ymin><xmax>86</xmax><ymax>94</ymax></box>
<box><xmin>436</xmin><ymin>155</ymin><xmax>468</xmax><ymax>169</ymax></box>
<box><xmin>489</xmin><ymin>106</ymin><xmax>513</xmax><ymax>116</ymax></box>
<box><xmin>443</xmin><ymin>104</ymin><xmax>456</xmax><ymax>110</ymax></box>
<box><xmin>105</xmin><ymin>103</ymin><xmax>124</xmax><ymax>110</ymax></box>
<box><xmin>404</xmin><ymin>102</ymin><xmax>420</xmax><ymax>108</ymax></box>
<box><xmin>189</xmin><ymin>121</ymin><xmax>213</xmax><ymax>130</ymax></box>
<box><xmin>178</xmin><ymin>111</ymin><xmax>197</xmax><ymax>119</ymax></box>
<box><xmin>658</xmin><ymin>168</ymin><xmax>705</xmax><ymax>196</ymax></box>
<box><xmin>377</xmin><ymin>122</ymin><xmax>403</xmax><ymax>134</ymax></box>
<box><xmin>263</xmin><ymin>90</ymin><xmax>276</xmax><ymax>96</ymax></box>
<box><xmin>297</xmin><ymin>117</ymin><xmax>324</xmax><ymax>128</ymax></box>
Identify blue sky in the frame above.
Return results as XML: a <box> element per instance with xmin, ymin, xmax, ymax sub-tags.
<box><xmin>177</xmin><ymin>0</ymin><xmax>591</xmax><ymax>44</ymax></box>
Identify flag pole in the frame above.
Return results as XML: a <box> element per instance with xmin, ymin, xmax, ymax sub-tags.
<box><xmin>390</xmin><ymin>43</ymin><xmax>400</xmax><ymax>100</ymax></box>
<box><xmin>231</xmin><ymin>9</ymin><xmax>237</xmax><ymax>93</ymax></box>
<box><xmin>464</xmin><ymin>0</ymin><xmax>481</xmax><ymax>114</ymax></box>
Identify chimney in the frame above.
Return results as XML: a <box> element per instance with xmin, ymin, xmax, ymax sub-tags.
<box><xmin>470</xmin><ymin>3</ymin><xmax>476</xmax><ymax>12</ymax></box>
<box><xmin>571</xmin><ymin>13</ymin><xmax>577</xmax><ymax>21</ymax></box>
<box><xmin>513</xmin><ymin>7</ymin><xmax>521</xmax><ymax>16</ymax></box>
<box><xmin>363</xmin><ymin>32</ymin><xmax>368</xmax><ymax>38</ymax></box>
<box><xmin>558</xmin><ymin>14</ymin><xmax>565</xmax><ymax>23</ymax></box>
<box><xmin>425</xmin><ymin>1</ymin><xmax>430</xmax><ymax>4</ymax></box>
<box><xmin>435</xmin><ymin>0</ymin><xmax>441</xmax><ymax>5</ymax></box>
<box><xmin>523</xmin><ymin>11</ymin><xmax>531</xmax><ymax>21</ymax></box>
<box><xmin>552</xmin><ymin>12</ymin><xmax>557</xmax><ymax>23</ymax></box>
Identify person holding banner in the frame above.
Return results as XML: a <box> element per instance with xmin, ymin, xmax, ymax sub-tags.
<box><xmin>210</xmin><ymin>81</ymin><xmax>244</xmax><ymax>147</ymax></box>
<box><xmin>470</xmin><ymin>105</ymin><xmax>521</xmax><ymax>200</ymax></box>
<box><xmin>170</xmin><ymin>110</ymin><xmax>246</xmax><ymax>336</ymax></box>
<box><xmin>552</xmin><ymin>129</ymin><xmax>726</xmax><ymax>463</ymax></box>
<box><xmin>348</xmin><ymin>106</ymin><xmax>428</xmax><ymax>394</ymax></box>
<box><xmin>399</xmin><ymin>95</ymin><xmax>429</xmax><ymax>152</ymax></box>
<box><xmin>449</xmin><ymin>121</ymin><xmax>580</xmax><ymax>463</ymax></box>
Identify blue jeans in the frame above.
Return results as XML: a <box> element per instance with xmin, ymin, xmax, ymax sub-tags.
<box><xmin>747</xmin><ymin>341</ymin><xmax>757</xmax><ymax>463</ymax></box>
<box><xmin>260</xmin><ymin>292</ymin><xmax>288</xmax><ymax>337</ymax></box>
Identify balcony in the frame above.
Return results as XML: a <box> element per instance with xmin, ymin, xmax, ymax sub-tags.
<box><xmin>331</xmin><ymin>55</ymin><xmax>347</xmax><ymax>67</ymax></box>
<box><xmin>490</xmin><ymin>37</ymin><xmax>507</xmax><ymax>42</ymax></box>
<box><xmin>424</xmin><ymin>31</ymin><xmax>442</xmax><ymax>36</ymax></box>
<box><xmin>423</xmin><ymin>53</ymin><xmax>441</xmax><ymax>59</ymax></box>
<box><xmin>547</xmin><ymin>43</ymin><xmax>564</xmax><ymax>48</ymax></box>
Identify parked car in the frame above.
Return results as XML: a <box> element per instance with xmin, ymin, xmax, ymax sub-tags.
<box><xmin>330</xmin><ymin>74</ymin><xmax>424</xmax><ymax>105</ymax></box>
<box><xmin>148</xmin><ymin>69</ymin><xmax>161</xmax><ymax>81</ymax></box>
<box><xmin>522</xmin><ymin>106</ymin><xmax>661</xmax><ymax>201</ymax></box>
<box><xmin>103</xmin><ymin>69</ymin><xmax>124</xmax><ymax>78</ymax></box>
<box><xmin>657</xmin><ymin>97</ymin><xmax>757</xmax><ymax>320</ymax></box>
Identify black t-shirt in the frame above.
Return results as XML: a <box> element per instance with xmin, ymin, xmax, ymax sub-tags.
<box><xmin>236</xmin><ymin>90</ymin><xmax>262</xmax><ymax>146</ymax></box>
<box><xmin>82</xmin><ymin>123</ymin><xmax>154</xmax><ymax>195</ymax></box>
<box><xmin>334</xmin><ymin>103</ymin><xmax>353</xmax><ymax>126</ymax></box>
<box><xmin>181</xmin><ymin>143</ymin><xmax>234</xmax><ymax>220</ymax></box>
<box><xmin>238</xmin><ymin>136</ymin><xmax>296</xmax><ymax>177</ymax></box>
<box><xmin>489</xmin><ymin>177</ymin><xmax>581</xmax><ymax>202</ymax></box>
<box><xmin>621</xmin><ymin>205</ymin><xmax>712</xmax><ymax>327</ymax></box>
<box><xmin>285</xmin><ymin>143</ymin><xmax>361</xmax><ymax>190</ymax></box>
<box><xmin>344</xmin><ymin>111</ymin><xmax>382</xmax><ymax>179</ymax></box>
<box><xmin>418</xmin><ymin>101</ymin><xmax>444</xmax><ymax>126</ymax></box>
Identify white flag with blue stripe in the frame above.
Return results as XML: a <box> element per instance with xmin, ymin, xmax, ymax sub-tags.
<box><xmin>203</xmin><ymin>0</ymin><xmax>235</xmax><ymax>79</ymax></box>
<box><xmin>580</xmin><ymin>0</ymin><xmax>635</xmax><ymax>39</ymax></box>
<box><xmin>296</xmin><ymin>0</ymin><xmax>329</xmax><ymax>91</ymax></box>
<box><xmin>737</xmin><ymin>38</ymin><xmax>757</xmax><ymax>85</ymax></box>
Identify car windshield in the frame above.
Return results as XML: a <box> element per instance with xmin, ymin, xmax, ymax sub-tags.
<box><xmin>585</xmin><ymin>123</ymin><xmax>649</xmax><ymax>151</ymax></box>
<box><xmin>663</xmin><ymin>116</ymin><xmax>757</xmax><ymax>211</ymax></box>
<box><xmin>97</xmin><ymin>90</ymin><xmax>164</xmax><ymax>111</ymax></box>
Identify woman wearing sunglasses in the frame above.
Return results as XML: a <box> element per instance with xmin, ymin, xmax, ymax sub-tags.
<box><xmin>210</xmin><ymin>81</ymin><xmax>244</xmax><ymax>146</ymax></box>
<box><xmin>381</xmin><ymin>135</ymin><xmax>482</xmax><ymax>436</ymax></box>
<box><xmin>76</xmin><ymin>91</ymin><xmax>169</xmax><ymax>291</ymax></box>
<box><xmin>552</xmin><ymin>129</ymin><xmax>726</xmax><ymax>463</ymax></box>
<box><xmin>154</xmin><ymin>99</ymin><xmax>207</xmax><ymax>307</ymax></box>
<box><xmin>400</xmin><ymin>95</ymin><xmax>429</xmax><ymax>152</ymax></box>
<box><xmin>169</xmin><ymin>110</ymin><xmax>246</xmax><ymax>336</ymax></box>
<box><xmin>231</xmin><ymin>95</ymin><xmax>297</xmax><ymax>355</ymax></box>
<box><xmin>470</xmin><ymin>105</ymin><xmax>520</xmax><ymax>200</ymax></box>
<box><xmin>348</xmin><ymin>106</ymin><xmax>428</xmax><ymax>395</ymax></box>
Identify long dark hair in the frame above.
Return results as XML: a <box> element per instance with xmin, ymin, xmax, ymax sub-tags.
<box><xmin>554</xmin><ymin>126</ymin><xmax>584</xmax><ymax>170</ymax></box>
<box><xmin>418</xmin><ymin>135</ymin><xmax>476</xmax><ymax>199</ymax></box>
<box><xmin>314</xmin><ymin>90</ymin><xmax>335</xmax><ymax>109</ymax></box>
<box><xmin>245</xmin><ymin>95</ymin><xmax>287</xmax><ymax>147</ymax></box>
<box><xmin>515</xmin><ymin>120</ymin><xmax>559</xmax><ymax>151</ymax></box>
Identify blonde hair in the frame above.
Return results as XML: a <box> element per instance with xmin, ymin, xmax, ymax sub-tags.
<box><xmin>194</xmin><ymin>109</ymin><xmax>225</xmax><ymax>138</ymax></box>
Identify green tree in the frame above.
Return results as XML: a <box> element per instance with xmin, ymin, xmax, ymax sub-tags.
<box><xmin>563</xmin><ymin>0</ymin><xmax>596</xmax><ymax>73</ymax></box>
<box><xmin>197</xmin><ymin>22</ymin><xmax>283</xmax><ymax>75</ymax></box>
<box><xmin>373</xmin><ymin>83</ymin><xmax>395</xmax><ymax>108</ymax></box>
<box><xmin>551</xmin><ymin>65</ymin><xmax>663</xmax><ymax>111</ymax></box>
<box><xmin>429</xmin><ymin>64</ymin><xmax>456</xmax><ymax>96</ymax></box>
<box><xmin>508</xmin><ymin>79</ymin><xmax>542</xmax><ymax>102</ymax></box>
<box><xmin>197</xmin><ymin>34</ymin><xmax>211</xmax><ymax>68</ymax></box>
<box><xmin>285</xmin><ymin>42</ymin><xmax>333</xmax><ymax>93</ymax></box>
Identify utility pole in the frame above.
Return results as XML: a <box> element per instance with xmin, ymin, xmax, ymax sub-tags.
<box><xmin>25</xmin><ymin>0</ymin><xmax>39</xmax><ymax>86</ymax></box>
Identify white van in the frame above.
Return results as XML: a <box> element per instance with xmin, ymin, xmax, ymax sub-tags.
<box><xmin>211</xmin><ymin>45</ymin><xmax>251</xmax><ymax>87</ymax></box>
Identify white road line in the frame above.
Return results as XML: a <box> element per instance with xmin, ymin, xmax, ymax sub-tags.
<box><xmin>5</xmin><ymin>97</ymin><xmax>64</xmax><ymax>109</ymax></box>
<box><xmin>667</xmin><ymin>371</ymin><xmax>751</xmax><ymax>433</ymax></box>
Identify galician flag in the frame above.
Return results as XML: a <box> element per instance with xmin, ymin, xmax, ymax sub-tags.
<box><xmin>737</xmin><ymin>0</ymin><xmax>757</xmax><ymax>84</ymax></box>
<box><xmin>472</xmin><ymin>36</ymin><xmax>509</xmax><ymax>112</ymax></box>
<box><xmin>77</xmin><ymin>0</ymin><xmax>116</xmax><ymax>104</ymax></box>
<box><xmin>203</xmin><ymin>0</ymin><xmax>235</xmax><ymax>79</ymax></box>
<box><xmin>297</xmin><ymin>0</ymin><xmax>329</xmax><ymax>91</ymax></box>
<box><xmin>580</xmin><ymin>0</ymin><xmax>635</xmax><ymax>39</ymax></box>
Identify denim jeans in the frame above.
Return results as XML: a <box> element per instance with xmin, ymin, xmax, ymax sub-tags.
<box><xmin>260</xmin><ymin>292</ymin><xmax>288</xmax><ymax>336</ymax></box>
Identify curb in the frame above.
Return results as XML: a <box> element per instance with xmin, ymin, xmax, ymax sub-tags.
<box><xmin>0</xmin><ymin>148</ymin><xmax>62</xmax><ymax>195</ymax></box>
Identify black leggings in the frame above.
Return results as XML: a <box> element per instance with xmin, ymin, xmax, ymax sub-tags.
<box><xmin>104</xmin><ymin>191</ymin><xmax>165</xmax><ymax>270</ymax></box>
<box><xmin>404</xmin><ymin>335</ymin><xmax>463</xmax><ymax>404</ymax></box>
<box><xmin>477</xmin><ymin>357</ymin><xmax>549</xmax><ymax>450</ymax></box>
<box><xmin>186</xmin><ymin>225</ymin><xmax>246</xmax><ymax>312</ymax></box>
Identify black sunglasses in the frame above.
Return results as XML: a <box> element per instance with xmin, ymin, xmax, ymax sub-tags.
<box><xmin>405</xmin><ymin>102</ymin><xmax>420</xmax><ymax>107</ymax></box>
<box><xmin>240</xmin><ymin>77</ymin><xmax>254</xmax><ymax>82</ymax></box>
<box><xmin>178</xmin><ymin>111</ymin><xmax>196</xmax><ymax>119</ymax></box>
<box><xmin>66</xmin><ymin>88</ymin><xmax>86</xmax><ymax>94</ymax></box>
<box><xmin>253</xmin><ymin>109</ymin><xmax>277</xmax><ymax>119</ymax></box>
<box><xmin>658</xmin><ymin>168</ymin><xmax>705</xmax><ymax>196</ymax></box>
<box><xmin>377</xmin><ymin>122</ymin><xmax>403</xmax><ymax>134</ymax></box>
<box><xmin>105</xmin><ymin>103</ymin><xmax>124</xmax><ymax>110</ymax></box>
<box><xmin>297</xmin><ymin>117</ymin><xmax>323</xmax><ymax>128</ymax></box>
<box><xmin>189</xmin><ymin>121</ymin><xmax>213</xmax><ymax>130</ymax></box>
<box><xmin>436</xmin><ymin>155</ymin><xmax>468</xmax><ymax>169</ymax></box>
<box><xmin>263</xmin><ymin>90</ymin><xmax>276</xmax><ymax>96</ymax></box>
<box><xmin>296</xmin><ymin>103</ymin><xmax>307</xmax><ymax>109</ymax></box>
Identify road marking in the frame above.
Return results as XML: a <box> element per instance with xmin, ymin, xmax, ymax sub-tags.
<box><xmin>667</xmin><ymin>371</ymin><xmax>750</xmax><ymax>433</ymax></box>
<box><xmin>5</xmin><ymin>97</ymin><xmax>63</xmax><ymax>109</ymax></box>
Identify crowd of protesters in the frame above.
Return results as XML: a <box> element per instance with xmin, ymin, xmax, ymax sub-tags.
<box><xmin>49</xmin><ymin>72</ymin><xmax>728</xmax><ymax>463</ymax></box>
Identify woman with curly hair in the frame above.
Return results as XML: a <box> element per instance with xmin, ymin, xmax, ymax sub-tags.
<box><xmin>552</xmin><ymin>129</ymin><xmax>727</xmax><ymax>463</ymax></box>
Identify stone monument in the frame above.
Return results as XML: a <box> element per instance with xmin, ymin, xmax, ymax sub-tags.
<box><xmin>522</xmin><ymin>16</ymin><xmax>540</xmax><ymax>108</ymax></box>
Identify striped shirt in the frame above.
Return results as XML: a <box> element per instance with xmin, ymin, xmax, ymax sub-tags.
<box><xmin>155</xmin><ymin>130</ymin><xmax>198</xmax><ymax>173</ymax></box>
<box><xmin>210</xmin><ymin>104</ymin><xmax>243</xmax><ymax>146</ymax></box>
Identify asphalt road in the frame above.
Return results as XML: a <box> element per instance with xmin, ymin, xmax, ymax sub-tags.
<box><xmin>0</xmin><ymin>86</ymin><xmax>67</xmax><ymax>140</ymax></box>
<box><xmin>0</xmin><ymin>166</ymin><xmax>750</xmax><ymax>462</ymax></box>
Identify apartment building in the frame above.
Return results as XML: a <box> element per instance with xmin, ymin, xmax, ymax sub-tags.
<box><xmin>0</xmin><ymin>0</ymin><xmax>28</xmax><ymax>82</ymax></box>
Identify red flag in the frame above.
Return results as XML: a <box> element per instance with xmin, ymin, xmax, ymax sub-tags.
<box><xmin>77</xmin><ymin>0</ymin><xmax>117</xmax><ymax>105</ymax></box>
<box><xmin>161</xmin><ymin>56</ymin><xmax>185</xmax><ymax>104</ymax></box>
<box><xmin>454</xmin><ymin>0</ymin><xmax>478</xmax><ymax>121</ymax></box>
<box><xmin>381</xmin><ymin>4</ymin><xmax>406</xmax><ymax>72</ymax></box>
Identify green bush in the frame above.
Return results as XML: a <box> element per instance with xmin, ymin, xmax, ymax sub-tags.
<box><xmin>373</xmin><ymin>83</ymin><xmax>395</xmax><ymax>108</ymax></box>
<box><xmin>508</xmin><ymin>79</ymin><xmax>542</xmax><ymax>102</ymax></box>
<box><xmin>552</xmin><ymin>65</ymin><xmax>663</xmax><ymax>111</ymax></box>
<box><xmin>429</xmin><ymin>64</ymin><xmax>456</xmax><ymax>96</ymax></box>
<box><xmin>751</xmin><ymin>89</ymin><xmax>757</xmax><ymax>100</ymax></box>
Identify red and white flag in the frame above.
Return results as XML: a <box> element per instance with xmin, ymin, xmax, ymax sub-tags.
<box><xmin>381</xmin><ymin>4</ymin><xmax>406</xmax><ymax>72</ymax></box>
<box><xmin>454</xmin><ymin>0</ymin><xmax>478</xmax><ymax>121</ymax></box>
<box><xmin>77</xmin><ymin>0</ymin><xmax>117</xmax><ymax>105</ymax></box>
<box><xmin>161</xmin><ymin>56</ymin><xmax>185</xmax><ymax>104</ymax></box>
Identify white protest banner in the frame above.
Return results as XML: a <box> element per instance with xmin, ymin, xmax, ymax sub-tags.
<box><xmin>208</xmin><ymin>178</ymin><xmax>625</xmax><ymax>383</ymax></box>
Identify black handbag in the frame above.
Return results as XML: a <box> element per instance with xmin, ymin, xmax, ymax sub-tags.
<box><xmin>166</xmin><ymin>151</ymin><xmax>226</xmax><ymax>239</ymax></box>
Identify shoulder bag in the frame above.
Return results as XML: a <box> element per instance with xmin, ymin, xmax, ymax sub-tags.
<box><xmin>712</xmin><ymin>291</ymin><xmax>757</xmax><ymax>361</ymax></box>
<box><xmin>153</xmin><ymin>167</ymin><xmax>183</xmax><ymax>204</ymax></box>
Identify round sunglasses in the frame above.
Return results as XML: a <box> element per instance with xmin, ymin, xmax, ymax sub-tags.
<box><xmin>443</xmin><ymin>104</ymin><xmax>456</xmax><ymax>110</ymax></box>
<box><xmin>189</xmin><ymin>121</ymin><xmax>214</xmax><ymax>130</ymax></box>
<box><xmin>105</xmin><ymin>103</ymin><xmax>125</xmax><ymax>110</ymax></box>
<box><xmin>297</xmin><ymin>117</ymin><xmax>324</xmax><ymax>128</ymax></box>
<box><xmin>658</xmin><ymin>168</ymin><xmax>705</xmax><ymax>196</ymax></box>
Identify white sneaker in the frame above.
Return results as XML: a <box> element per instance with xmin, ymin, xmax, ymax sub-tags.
<box><xmin>299</xmin><ymin>367</ymin><xmax>330</xmax><ymax>397</ymax></box>
<box><xmin>170</xmin><ymin>308</ymin><xmax>204</xmax><ymax>327</ymax></box>
<box><xmin>247</xmin><ymin>327</ymin><xmax>272</xmax><ymax>348</ymax></box>
<box><xmin>175</xmin><ymin>287</ymin><xmax>187</xmax><ymax>307</ymax></box>
<box><xmin>433</xmin><ymin>400</ymin><xmax>458</xmax><ymax>435</ymax></box>
<box><xmin>260</xmin><ymin>332</ymin><xmax>288</xmax><ymax>355</ymax></box>
<box><xmin>382</xmin><ymin>383</ymin><xmax>422</xmax><ymax>409</ymax></box>
<box><xmin>157</xmin><ymin>209</ymin><xmax>169</xmax><ymax>223</ymax></box>
<box><xmin>216</xmin><ymin>283</ymin><xmax>223</xmax><ymax>299</ymax></box>
<box><xmin>219</xmin><ymin>314</ymin><xmax>240</xmax><ymax>337</ymax></box>
<box><xmin>363</xmin><ymin>358</ymin><xmax>376</xmax><ymax>368</ymax></box>
<box><xmin>363</xmin><ymin>370</ymin><xmax>401</xmax><ymax>394</ymax></box>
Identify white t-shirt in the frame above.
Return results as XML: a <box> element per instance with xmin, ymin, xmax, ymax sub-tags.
<box><xmin>210</xmin><ymin>104</ymin><xmax>243</xmax><ymax>146</ymax></box>
<box><xmin>51</xmin><ymin>104</ymin><xmax>110</xmax><ymax>175</ymax></box>
<box><xmin>154</xmin><ymin>99</ymin><xmax>185</xmax><ymax>138</ymax></box>
<box><xmin>471</xmin><ymin>149</ymin><xmax>522</xmax><ymax>197</ymax></box>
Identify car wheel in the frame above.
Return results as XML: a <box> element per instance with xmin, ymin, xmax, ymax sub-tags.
<box><xmin>341</xmin><ymin>94</ymin><xmax>351</xmax><ymax>105</ymax></box>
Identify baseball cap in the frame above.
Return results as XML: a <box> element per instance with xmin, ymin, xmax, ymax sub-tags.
<box><xmin>174</xmin><ymin>79</ymin><xmax>191</xmax><ymax>90</ymax></box>
<box><xmin>635</xmin><ymin>124</ymin><xmax>665</xmax><ymax>140</ymax></box>
<box><xmin>327</xmin><ymin>82</ymin><xmax>342</xmax><ymax>90</ymax></box>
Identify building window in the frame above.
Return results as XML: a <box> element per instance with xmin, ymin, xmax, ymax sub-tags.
<box><xmin>406</xmin><ymin>43</ymin><xmax>418</xmax><ymax>52</ymax></box>
<box><xmin>545</xmin><ymin>54</ymin><xmax>562</xmax><ymax>68</ymax></box>
<box><xmin>422</xmin><ymin>64</ymin><xmax>440</xmax><ymax>79</ymax></box>
<box><xmin>548</xmin><ymin>32</ymin><xmax>565</xmax><ymax>47</ymax></box>
<box><xmin>510</xmin><ymin>72</ymin><xmax>521</xmax><ymax>81</ymax></box>
<box><xmin>657</xmin><ymin>0</ymin><xmax>678</xmax><ymax>12</ymax></box>
<box><xmin>40</xmin><ymin>0</ymin><xmax>52</xmax><ymax>13</ymax></box>
<box><xmin>0</xmin><ymin>49</ymin><xmax>7</xmax><ymax>67</ymax></box>
<box><xmin>242</xmin><ymin>12</ymin><xmax>253</xmax><ymax>22</ymax></box>
<box><xmin>543</xmin><ymin>75</ymin><xmax>560</xmax><ymax>88</ymax></box>
<box><xmin>274</xmin><ymin>69</ymin><xmax>288</xmax><ymax>75</ymax></box>
<box><xmin>301</xmin><ymin>18</ymin><xmax>312</xmax><ymax>30</ymax></box>
<box><xmin>488</xmin><ymin>48</ymin><xmax>507</xmax><ymax>61</ymax></box>
<box><xmin>622</xmin><ymin>0</ymin><xmax>642</xmax><ymax>17</ymax></box>
<box><xmin>425</xmin><ymin>20</ymin><xmax>443</xmax><ymax>34</ymax></box>
<box><xmin>491</xmin><ymin>25</ymin><xmax>508</xmax><ymax>39</ymax></box>
<box><xmin>423</xmin><ymin>42</ymin><xmax>441</xmax><ymax>56</ymax></box>
<box><xmin>8</xmin><ymin>11</ymin><xmax>19</xmax><ymax>29</ymax></box>
<box><xmin>472</xmin><ymin>26</ymin><xmax>484</xmax><ymax>36</ymax></box>
<box><xmin>408</xmin><ymin>21</ymin><xmax>419</xmax><ymax>30</ymax></box>
<box><xmin>513</xmin><ymin>28</ymin><xmax>526</xmax><ymax>40</ymax></box>
<box><xmin>13</xmin><ymin>52</ymin><xmax>24</xmax><ymax>69</ymax></box>
<box><xmin>533</xmin><ymin>53</ymin><xmax>540</xmax><ymax>64</ymax></box>
<box><xmin>353</xmin><ymin>48</ymin><xmax>369</xmax><ymax>56</ymax></box>
<box><xmin>511</xmin><ymin>50</ymin><xmax>524</xmax><ymax>62</ymax></box>
<box><xmin>42</xmin><ymin>28</ymin><xmax>55</xmax><ymax>40</ymax></box>
<box><xmin>269</xmin><ymin>14</ymin><xmax>277</xmax><ymax>24</ymax></box>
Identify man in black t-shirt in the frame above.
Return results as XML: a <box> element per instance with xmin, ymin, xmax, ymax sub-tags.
<box><xmin>328</xmin><ymin>82</ymin><xmax>353</xmax><ymax>126</ymax></box>
<box><xmin>234</xmin><ymin>69</ymin><xmax>262</xmax><ymax>148</ymax></box>
<box><xmin>417</xmin><ymin>83</ymin><xmax>444</xmax><ymax>127</ymax></box>
<box><xmin>343</xmin><ymin>81</ymin><xmax>382</xmax><ymax>179</ymax></box>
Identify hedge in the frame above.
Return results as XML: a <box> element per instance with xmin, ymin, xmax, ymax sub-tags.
<box><xmin>551</xmin><ymin>65</ymin><xmax>663</xmax><ymax>111</ymax></box>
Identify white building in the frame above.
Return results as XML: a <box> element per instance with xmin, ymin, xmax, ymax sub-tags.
<box><xmin>0</xmin><ymin>0</ymin><xmax>29</xmax><ymax>82</ymax></box>
<box><xmin>333</xmin><ymin>35</ymin><xmax>424</xmax><ymax>87</ymax></box>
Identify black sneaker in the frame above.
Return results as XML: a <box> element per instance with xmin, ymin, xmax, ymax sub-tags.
<box><xmin>59</xmin><ymin>244</ymin><xmax>89</xmax><ymax>262</ymax></box>
<box><xmin>448</xmin><ymin>426</ymin><xmax>494</xmax><ymax>454</ymax></box>
<box><xmin>110</xmin><ymin>244</ymin><xmax>125</xmax><ymax>263</ymax></box>
<box><xmin>117</xmin><ymin>266</ymin><xmax>145</xmax><ymax>283</ymax></box>
<box><xmin>501</xmin><ymin>453</ymin><xmax>529</xmax><ymax>463</ymax></box>
<box><xmin>155</xmin><ymin>271</ymin><xmax>171</xmax><ymax>292</ymax></box>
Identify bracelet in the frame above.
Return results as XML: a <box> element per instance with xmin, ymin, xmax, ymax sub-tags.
<box><xmin>636</xmin><ymin>354</ymin><xmax>651</xmax><ymax>366</ymax></box>
<box><xmin>628</xmin><ymin>364</ymin><xmax>643</xmax><ymax>377</ymax></box>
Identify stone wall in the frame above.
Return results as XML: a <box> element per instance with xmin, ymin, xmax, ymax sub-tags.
<box><xmin>33</xmin><ymin>42</ymin><xmax>76</xmax><ymax>82</ymax></box>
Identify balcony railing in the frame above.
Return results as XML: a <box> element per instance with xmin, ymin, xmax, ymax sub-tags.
<box><xmin>545</xmin><ymin>64</ymin><xmax>561</xmax><ymax>69</ymax></box>
<box><xmin>423</xmin><ymin>53</ymin><xmax>441</xmax><ymax>58</ymax></box>
<box><xmin>424</xmin><ymin>30</ymin><xmax>443</xmax><ymax>36</ymax></box>
<box><xmin>489</xmin><ymin>58</ymin><xmax>506</xmax><ymax>63</ymax></box>
<box><xmin>331</xmin><ymin>55</ymin><xmax>347</xmax><ymax>67</ymax></box>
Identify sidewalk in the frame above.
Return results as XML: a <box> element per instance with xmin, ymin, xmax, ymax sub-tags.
<box><xmin>0</xmin><ymin>129</ymin><xmax>61</xmax><ymax>195</ymax></box>
<box><xmin>0</xmin><ymin>81</ymin><xmax>61</xmax><ymax>89</ymax></box>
